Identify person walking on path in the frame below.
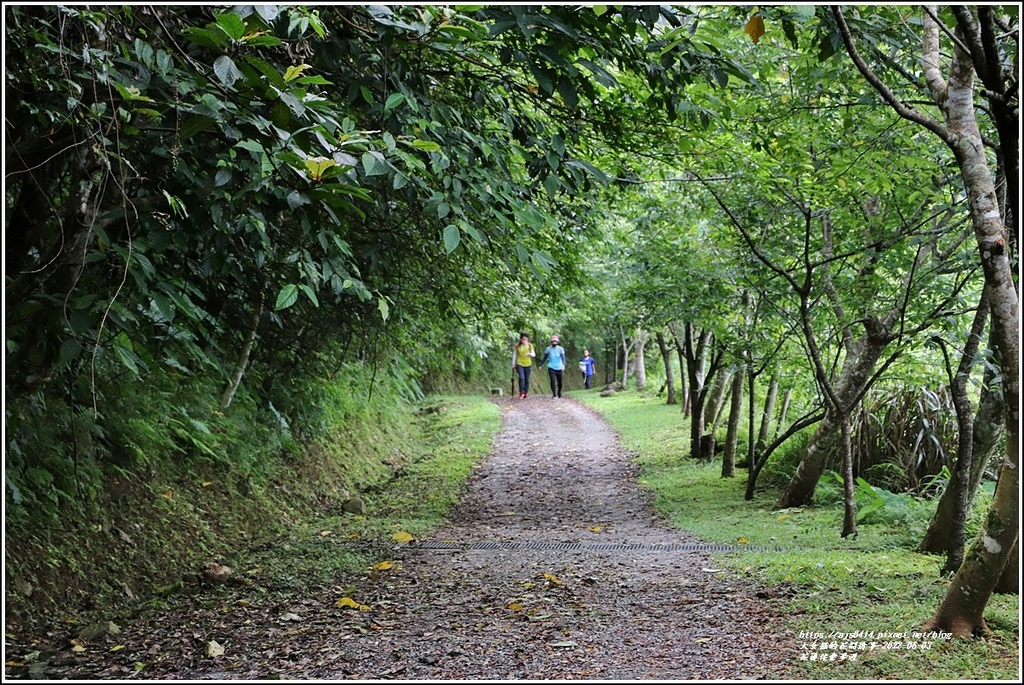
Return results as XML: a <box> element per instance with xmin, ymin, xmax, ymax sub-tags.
<box><xmin>579</xmin><ymin>349</ymin><xmax>596</xmax><ymax>389</ymax></box>
<box><xmin>512</xmin><ymin>333</ymin><xmax>536</xmax><ymax>399</ymax></box>
<box><xmin>541</xmin><ymin>334</ymin><xmax>567</xmax><ymax>398</ymax></box>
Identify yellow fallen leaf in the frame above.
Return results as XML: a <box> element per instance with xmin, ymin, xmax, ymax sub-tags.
<box><xmin>372</xmin><ymin>560</ymin><xmax>394</xmax><ymax>571</ymax></box>
<box><xmin>320</xmin><ymin>530</ymin><xmax>333</xmax><ymax>537</ymax></box>
<box><xmin>163</xmin><ymin>489</ymin><xmax>173</xmax><ymax>500</ymax></box>
<box><xmin>336</xmin><ymin>597</ymin><xmax>370</xmax><ymax>611</ymax></box>
<box><xmin>777</xmin><ymin>514</ymin><xmax>790</xmax><ymax>520</ymax></box>
<box><xmin>110</xmin><ymin>644</ymin><xmax>125</xmax><ymax>652</ymax></box>
<box><xmin>392</xmin><ymin>531</ymin><xmax>414</xmax><ymax>543</ymax></box>
<box><xmin>506</xmin><ymin>602</ymin><xmax>524</xmax><ymax>611</ymax></box>
<box><xmin>201</xmin><ymin>481</ymin><xmax>213</xmax><ymax>487</ymax></box>
<box><xmin>522</xmin><ymin>582</ymin><xmax>536</xmax><ymax>589</ymax></box>
<box><xmin>736</xmin><ymin>536</ymin><xmax>748</xmax><ymax>544</ymax></box>
<box><xmin>542</xmin><ymin>573</ymin><xmax>561</xmax><ymax>585</ymax></box>
<box><xmin>72</xmin><ymin>643</ymin><xmax>86</xmax><ymax>653</ymax></box>
<box><xmin>588</xmin><ymin>525</ymin><xmax>602</xmax><ymax>532</ymax></box>
<box><xmin>348</xmin><ymin>532</ymin><xmax>360</xmax><ymax>539</ymax></box>
<box><xmin>695</xmin><ymin>637</ymin><xmax>712</xmax><ymax>643</ymax></box>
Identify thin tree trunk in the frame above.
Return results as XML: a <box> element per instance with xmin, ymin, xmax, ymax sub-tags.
<box><xmin>756</xmin><ymin>373</ymin><xmax>779</xmax><ymax>453</ymax></box>
<box><xmin>939</xmin><ymin>290</ymin><xmax>990</xmax><ymax>573</ymax></box>
<box><xmin>776</xmin><ymin>387</ymin><xmax>794</xmax><ymax>439</ymax></box>
<box><xmin>779</xmin><ymin>333</ymin><xmax>890</xmax><ymax>508</ymax></box>
<box><xmin>656</xmin><ymin>331</ymin><xmax>677</xmax><ymax>405</ymax></box>
<box><xmin>220</xmin><ymin>304</ymin><xmax>262</xmax><ymax>410</ymax></box>
<box><xmin>722</xmin><ymin>367</ymin><xmax>744</xmax><ymax>478</ymax></box>
<box><xmin>634</xmin><ymin>329</ymin><xmax>649</xmax><ymax>392</ymax></box>
<box><xmin>919</xmin><ymin>335</ymin><xmax>1002</xmax><ymax>553</ymax></box>
<box><xmin>668</xmin><ymin>322</ymin><xmax>690</xmax><ymax>416</ymax></box>
<box><xmin>839</xmin><ymin>414</ymin><xmax>858</xmax><ymax>538</ymax></box>
<box><xmin>704</xmin><ymin>368</ymin><xmax>733</xmax><ymax>431</ymax></box>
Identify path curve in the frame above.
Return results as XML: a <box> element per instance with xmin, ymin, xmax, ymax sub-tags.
<box><xmin>11</xmin><ymin>396</ymin><xmax>796</xmax><ymax>680</ymax></box>
<box><xmin>317</xmin><ymin>396</ymin><xmax>795</xmax><ymax>680</ymax></box>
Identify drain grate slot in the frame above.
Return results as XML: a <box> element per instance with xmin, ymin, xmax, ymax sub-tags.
<box><xmin>378</xmin><ymin>540</ymin><xmax>783</xmax><ymax>553</ymax></box>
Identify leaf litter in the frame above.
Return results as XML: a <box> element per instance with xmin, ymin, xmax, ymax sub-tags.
<box><xmin>4</xmin><ymin>397</ymin><xmax>796</xmax><ymax>680</ymax></box>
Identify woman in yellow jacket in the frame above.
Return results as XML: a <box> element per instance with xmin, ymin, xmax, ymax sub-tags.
<box><xmin>512</xmin><ymin>332</ymin><xmax>536</xmax><ymax>399</ymax></box>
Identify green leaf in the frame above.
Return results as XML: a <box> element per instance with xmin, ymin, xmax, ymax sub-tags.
<box><xmin>182</xmin><ymin>27</ymin><xmax>228</xmax><ymax>49</ymax></box>
<box><xmin>299</xmin><ymin>284</ymin><xmax>319</xmax><ymax>307</ymax></box>
<box><xmin>443</xmin><ymin>224</ymin><xmax>461</xmax><ymax>254</ymax></box>
<box><xmin>213</xmin><ymin>56</ymin><xmax>243</xmax><ymax>87</ymax></box>
<box><xmin>384</xmin><ymin>93</ymin><xmax>405</xmax><ymax>112</ymax></box>
<box><xmin>275</xmin><ymin>284</ymin><xmax>299</xmax><ymax>311</ymax></box>
<box><xmin>411</xmin><ymin>139</ymin><xmax>441</xmax><ymax>152</ymax></box>
<box><xmin>378</xmin><ymin>297</ymin><xmax>390</xmax><ymax>321</ymax></box>
<box><xmin>179</xmin><ymin>115</ymin><xmax>217</xmax><ymax>140</ymax></box>
<box><xmin>214</xmin><ymin>13</ymin><xmax>245</xmax><ymax>41</ymax></box>
<box><xmin>283</xmin><ymin>64</ymin><xmax>312</xmax><ymax>82</ymax></box>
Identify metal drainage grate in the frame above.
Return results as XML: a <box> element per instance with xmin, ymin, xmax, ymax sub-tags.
<box><xmin>399</xmin><ymin>540</ymin><xmax>782</xmax><ymax>553</ymax></box>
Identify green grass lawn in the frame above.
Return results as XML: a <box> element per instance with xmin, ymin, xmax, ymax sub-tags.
<box><xmin>571</xmin><ymin>388</ymin><xmax>1019</xmax><ymax>681</ymax></box>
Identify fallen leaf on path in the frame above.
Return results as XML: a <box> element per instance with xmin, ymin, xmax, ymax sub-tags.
<box><xmin>542</xmin><ymin>573</ymin><xmax>561</xmax><ymax>585</ymax></box>
<box><xmin>336</xmin><ymin>597</ymin><xmax>370</xmax><ymax>611</ymax></box>
<box><xmin>372</xmin><ymin>560</ymin><xmax>394</xmax><ymax>571</ymax></box>
<box><xmin>506</xmin><ymin>602</ymin><xmax>524</xmax><ymax>611</ymax></box>
<box><xmin>392</xmin><ymin>531</ymin><xmax>414</xmax><ymax>543</ymax></box>
<box><xmin>205</xmin><ymin>640</ymin><xmax>225</xmax><ymax>657</ymax></box>
<box><xmin>547</xmin><ymin>640</ymin><xmax>577</xmax><ymax>648</ymax></box>
<box><xmin>320</xmin><ymin>530</ymin><xmax>333</xmax><ymax>537</ymax></box>
<box><xmin>588</xmin><ymin>525</ymin><xmax>602</xmax><ymax>532</ymax></box>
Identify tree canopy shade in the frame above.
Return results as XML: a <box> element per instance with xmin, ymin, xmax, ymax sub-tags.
<box><xmin>4</xmin><ymin>2</ymin><xmax>1017</xmax><ymax>645</ymax></box>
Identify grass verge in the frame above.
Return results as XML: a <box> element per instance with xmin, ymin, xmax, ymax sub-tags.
<box><xmin>240</xmin><ymin>395</ymin><xmax>501</xmax><ymax>589</ymax></box>
<box><xmin>571</xmin><ymin>388</ymin><xmax>1019</xmax><ymax>681</ymax></box>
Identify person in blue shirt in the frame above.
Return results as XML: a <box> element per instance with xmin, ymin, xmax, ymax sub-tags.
<box><xmin>579</xmin><ymin>349</ymin><xmax>596</xmax><ymax>389</ymax></box>
<box><xmin>541</xmin><ymin>334</ymin><xmax>567</xmax><ymax>398</ymax></box>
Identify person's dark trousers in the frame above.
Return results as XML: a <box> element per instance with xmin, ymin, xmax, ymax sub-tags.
<box><xmin>549</xmin><ymin>368</ymin><xmax>563</xmax><ymax>397</ymax></box>
<box><xmin>584</xmin><ymin>373</ymin><xmax>591</xmax><ymax>389</ymax></box>
<box><xmin>517</xmin><ymin>365</ymin><xmax>532</xmax><ymax>395</ymax></box>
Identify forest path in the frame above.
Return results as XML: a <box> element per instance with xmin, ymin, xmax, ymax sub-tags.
<box><xmin>15</xmin><ymin>396</ymin><xmax>797</xmax><ymax>680</ymax></box>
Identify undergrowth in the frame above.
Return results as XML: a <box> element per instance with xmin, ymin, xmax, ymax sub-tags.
<box><xmin>571</xmin><ymin>388</ymin><xmax>1019</xmax><ymax>681</ymax></box>
<box><xmin>4</xmin><ymin>366</ymin><xmax>498</xmax><ymax>639</ymax></box>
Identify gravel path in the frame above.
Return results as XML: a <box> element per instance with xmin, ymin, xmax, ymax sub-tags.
<box><xmin>6</xmin><ymin>396</ymin><xmax>797</xmax><ymax>680</ymax></box>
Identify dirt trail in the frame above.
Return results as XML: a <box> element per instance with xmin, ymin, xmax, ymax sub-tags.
<box><xmin>8</xmin><ymin>396</ymin><xmax>797</xmax><ymax>680</ymax></box>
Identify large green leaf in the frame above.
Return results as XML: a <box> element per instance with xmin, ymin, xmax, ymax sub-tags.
<box><xmin>443</xmin><ymin>224</ymin><xmax>461</xmax><ymax>254</ymax></box>
<box><xmin>275</xmin><ymin>284</ymin><xmax>300</xmax><ymax>311</ymax></box>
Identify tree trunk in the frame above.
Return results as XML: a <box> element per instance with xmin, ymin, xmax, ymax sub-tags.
<box><xmin>634</xmin><ymin>329</ymin><xmax>649</xmax><ymax>392</ymax></box>
<box><xmin>722</xmin><ymin>367</ymin><xmax>744</xmax><ymax>478</ymax></box>
<box><xmin>923</xmin><ymin>452</ymin><xmax>1018</xmax><ymax>636</ymax></box>
<box><xmin>908</xmin><ymin>7</ymin><xmax>1020</xmax><ymax>637</ymax></box>
<box><xmin>668</xmin><ymin>322</ymin><xmax>690</xmax><ymax>416</ymax></box>
<box><xmin>919</xmin><ymin>354</ymin><xmax>1003</xmax><ymax>554</ymax></box>
<box><xmin>937</xmin><ymin>290</ymin><xmax>989</xmax><ymax>573</ymax></box>
<box><xmin>776</xmin><ymin>387</ymin><xmax>794</xmax><ymax>439</ymax></box>
<box><xmin>993</xmin><ymin>538</ymin><xmax>1019</xmax><ymax>595</ymax></box>
<box><xmin>656</xmin><ymin>331</ymin><xmax>677</xmax><ymax>405</ymax></box>
<box><xmin>779</xmin><ymin>333</ymin><xmax>890</xmax><ymax>508</ymax></box>
<box><xmin>756</xmin><ymin>373</ymin><xmax>779</xmax><ymax>453</ymax></box>
<box><xmin>703</xmin><ymin>367</ymin><xmax>733</xmax><ymax>431</ymax></box>
<box><xmin>839</xmin><ymin>413</ymin><xmax>858</xmax><ymax>538</ymax></box>
<box><xmin>220</xmin><ymin>304</ymin><xmax>262</xmax><ymax>410</ymax></box>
